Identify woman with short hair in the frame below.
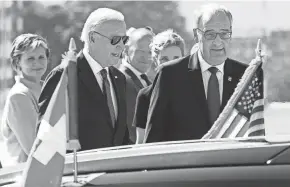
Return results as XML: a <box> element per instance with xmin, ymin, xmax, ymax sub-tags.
<box><xmin>146</xmin><ymin>29</ymin><xmax>186</xmax><ymax>82</ymax></box>
<box><xmin>1</xmin><ymin>33</ymin><xmax>50</xmax><ymax>167</ymax></box>
<box><xmin>134</xmin><ymin>29</ymin><xmax>186</xmax><ymax>144</ymax></box>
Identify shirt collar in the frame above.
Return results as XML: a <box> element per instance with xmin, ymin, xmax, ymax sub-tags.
<box><xmin>122</xmin><ymin>58</ymin><xmax>143</xmax><ymax>77</ymax></box>
<box><xmin>83</xmin><ymin>48</ymin><xmax>104</xmax><ymax>75</ymax></box>
<box><xmin>198</xmin><ymin>50</ymin><xmax>225</xmax><ymax>74</ymax></box>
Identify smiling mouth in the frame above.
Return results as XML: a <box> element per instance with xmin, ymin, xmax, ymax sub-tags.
<box><xmin>33</xmin><ymin>68</ymin><xmax>43</xmax><ymax>71</ymax></box>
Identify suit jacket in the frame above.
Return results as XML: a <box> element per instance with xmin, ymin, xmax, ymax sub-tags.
<box><xmin>38</xmin><ymin>51</ymin><xmax>129</xmax><ymax>151</ymax></box>
<box><xmin>144</xmin><ymin>53</ymin><xmax>247</xmax><ymax>143</ymax></box>
<box><xmin>132</xmin><ymin>85</ymin><xmax>152</xmax><ymax>129</ymax></box>
<box><xmin>118</xmin><ymin>63</ymin><xmax>149</xmax><ymax>143</ymax></box>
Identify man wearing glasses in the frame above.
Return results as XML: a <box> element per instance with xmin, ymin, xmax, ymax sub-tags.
<box><xmin>38</xmin><ymin>8</ymin><xmax>130</xmax><ymax>150</ymax></box>
<box><xmin>144</xmin><ymin>4</ymin><xmax>247</xmax><ymax>143</ymax></box>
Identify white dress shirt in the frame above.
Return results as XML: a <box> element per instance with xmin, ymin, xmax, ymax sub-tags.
<box><xmin>83</xmin><ymin>48</ymin><xmax>118</xmax><ymax>118</ymax></box>
<box><xmin>122</xmin><ymin>59</ymin><xmax>148</xmax><ymax>87</ymax></box>
<box><xmin>198</xmin><ymin>50</ymin><xmax>225</xmax><ymax>103</ymax></box>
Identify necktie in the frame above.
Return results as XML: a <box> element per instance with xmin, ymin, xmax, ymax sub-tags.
<box><xmin>207</xmin><ymin>67</ymin><xmax>220</xmax><ymax>125</ymax></box>
<box><xmin>100</xmin><ymin>69</ymin><xmax>115</xmax><ymax>128</ymax></box>
<box><xmin>140</xmin><ymin>73</ymin><xmax>151</xmax><ymax>86</ymax></box>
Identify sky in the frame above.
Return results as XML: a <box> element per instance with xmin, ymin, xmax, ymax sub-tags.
<box><xmin>38</xmin><ymin>0</ymin><xmax>290</xmax><ymax>37</ymax></box>
<box><xmin>178</xmin><ymin>0</ymin><xmax>290</xmax><ymax>37</ymax></box>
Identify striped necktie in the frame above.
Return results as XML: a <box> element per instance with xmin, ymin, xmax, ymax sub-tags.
<box><xmin>100</xmin><ymin>69</ymin><xmax>116</xmax><ymax>128</ymax></box>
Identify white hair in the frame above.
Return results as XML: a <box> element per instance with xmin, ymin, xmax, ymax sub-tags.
<box><xmin>193</xmin><ymin>3</ymin><xmax>233</xmax><ymax>29</ymax></box>
<box><xmin>190</xmin><ymin>43</ymin><xmax>199</xmax><ymax>55</ymax></box>
<box><xmin>126</xmin><ymin>27</ymin><xmax>136</xmax><ymax>36</ymax></box>
<box><xmin>80</xmin><ymin>8</ymin><xmax>125</xmax><ymax>45</ymax></box>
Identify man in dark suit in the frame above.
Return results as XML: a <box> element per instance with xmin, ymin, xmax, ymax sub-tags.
<box><xmin>118</xmin><ymin>28</ymin><xmax>154</xmax><ymax>143</ymax></box>
<box><xmin>144</xmin><ymin>4</ymin><xmax>247</xmax><ymax>143</ymax></box>
<box><xmin>38</xmin><ymin>8</ymin><xmax>130</xmax><ymax>151</ymax></box>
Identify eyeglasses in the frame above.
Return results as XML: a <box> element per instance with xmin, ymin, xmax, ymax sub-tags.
<box><xmin>196</xmin><ymin>28</ymin><xmax>232</xmax><ymax>40</ymax></box>
<box><xmin>91</xmin><ymin>31</ymin><xmax>129</xmax><ymax>45</ymax></box>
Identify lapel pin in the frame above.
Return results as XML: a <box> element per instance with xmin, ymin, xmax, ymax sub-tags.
<box><xmin>114</xmin><ymin>76</ymin><xmax>118</xmax><ymax>79</ymax></box>
<box><xmin>228</xmin><ymin>76</ymin><xmax>232</xmax><ymax>82</ymax></box>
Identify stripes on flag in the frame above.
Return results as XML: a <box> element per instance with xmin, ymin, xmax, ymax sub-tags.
<box><xmin>202</xmin><ymin>58</ymin><xmax>264</xmax><ymax>139</ymax></box>
<box><xmin>215</xmin><ymin>99</ymin><xmax>264</xmax><ymax>139</ymax></box>
<box><xmin>226</xmin><ymin>113</ymin><xmax>248</xmax><ymax>138</ymax></box>
<box><xmin>215</xmin><ymin>109</ymin><xmax>239</xmax><ymax>138</ymax></box>
<box><xmin>236</xmin><ymin>101</ymin><xmax>264</xmax><ymax>138</ymax></box>
<box><xmin>217</xmin><ymin>110</ymin><xmax>248</xmax><ymax>138</ymax></box>
<box><xmin>245</xmin><ymin>99</ymin><xmax>265</xmax><ymax>137</ymax></box>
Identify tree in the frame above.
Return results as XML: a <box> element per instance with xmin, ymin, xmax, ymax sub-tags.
<box><xmin>14</xmin><ymin>1</ymin><xmax>193</xmax><ymax>75</ymax></box>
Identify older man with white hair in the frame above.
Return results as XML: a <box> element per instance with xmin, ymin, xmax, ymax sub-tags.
<box><xmin>38</xmin><ymin>8</ymin><xmax>130</xmax><ymax>151</ymax></box>
<box><xmin>144</xmin><ymin>3</ymin><xmax>247</xmax><ymax>143</ymax></box>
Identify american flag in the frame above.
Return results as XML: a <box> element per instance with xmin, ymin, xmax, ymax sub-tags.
<box><xmin>202</xmin><ymin>57</ymin><xmax>264</xmax><ymax>139</ymax></box>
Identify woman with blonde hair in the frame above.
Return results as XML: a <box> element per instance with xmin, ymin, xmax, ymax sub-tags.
<box><xmin>146</xmin><ymin>29</ymin><xmax>186</xmax><ymax>82</ymax></box>
<box><xmin>133</xmin><ymin>29</ymin><xmax>186</xmax><ymax>144</ymax></box>
<box><xmin>1</xmin><ymin>33</ymin><xmax>50</xmax><ymax>167</ymax></box>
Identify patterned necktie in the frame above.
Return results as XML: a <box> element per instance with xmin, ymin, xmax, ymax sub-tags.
<box><xmin>140</xmin><ymin>73</ymin><xmax>152</xmax><ymax>86</ymax></box>
<box><xmin>207</xmin><ymin>67</ymin><xmax>220</xmax><ymax>125</ymax></box>
<box><xmin>100</xmin><ymin>69</ymin><xmax>115</xmax><ymax>128</ymax></box>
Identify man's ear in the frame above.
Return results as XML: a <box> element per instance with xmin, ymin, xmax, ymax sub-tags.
<box><xmin>89</xmin><ymin>32</ymin><xmax>95</xmax><ymax>43</ymax></box>
<box><xmin>124</xmin><ymin>45</ymin><xmax>129</xmax><ymax>56</ymax></box>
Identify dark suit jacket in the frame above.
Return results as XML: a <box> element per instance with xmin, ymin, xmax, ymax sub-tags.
<box><xmin>38</xmin><ymin>51</ymin><xmax>129</xmax><ymax>151</ymax></box>
<box><xmin>144</xmin><ymin>53</ymin><xmax>247</xmax><ymax>143</ymax></box>
<box><xmin>118</xmin><ymin>63</ymin><xmax>150</xmax><ymax>143</ymax></box>
<box><xmin>132</xmin><ymin>85</ymin><xmax>152</xmax><ymax>129</ymax></box>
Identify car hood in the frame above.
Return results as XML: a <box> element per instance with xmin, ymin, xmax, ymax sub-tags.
<box><xmin>0</xmin><ymin>138</ymin><xmax>289</xmax><ymax>186</ymax></box>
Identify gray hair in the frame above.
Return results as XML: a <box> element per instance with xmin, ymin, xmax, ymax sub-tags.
<box><xmin>193</xmin><ymin>3</ymin><xmax>233</xmax><ymax>29</ymax></box>
<box><xmin>126</xmin><ymin>27</ymin><xmax>155</xmax><ymax>47</ymax></box>
<box><xmin>80</xmin><ymin>8</ymin><xmax>125</xmax><ymax>45</ymax></box>
<box><xmin>126</xmin><ymin>27</ymin><xmax>136</xmax><ymax>36</ymax></box>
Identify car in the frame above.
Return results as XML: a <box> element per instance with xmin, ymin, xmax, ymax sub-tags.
<box><xmin>0</xmin><ymin>137</ymin><xmax>289</xmax><ymax>187</ymax></box>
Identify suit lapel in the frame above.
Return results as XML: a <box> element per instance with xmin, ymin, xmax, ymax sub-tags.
<box><xmin>221</xmin><ymin>59</ymin><xmax>238</xmax><ymax>111</ymax></box>
<box><xmin>187</xmin><ymin>54</ymin><xmax>210</xmax><ymax>128</ymax></box>
<box><xmin>77</xmin><ymin>52</ymin><xmax>113</xmax><ymax>131</ymax></box>
<box><xmin>122</xmin><ymin>65</ymin><xmax>144</xmax><ymax>89</ymax></box>
<box><xmin>108</xmin><ymin>66</ymin><xmax>126</xmax><ymax>134</ymax></box>
<box><xmin>77</xmin><ymin>52</ymin><xmax>104</xmax><ymax>102</ymax></box>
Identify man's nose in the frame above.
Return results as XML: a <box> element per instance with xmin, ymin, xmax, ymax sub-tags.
<box><xmin>115</xmin><ymin>44</ymin><xmax>124</xmax><ymax>52</ymax></box>
<box><xmin>31</xmin><ymin>60</ymin><xmax>38</xmax><ymax>66</ymax></box>
<box><xmin>142</xmin><ymin>54</ymin><xmax>151</xmax><ymax>61</ymax></box>
<box><xmin>213</xmin><ymin>34</ymin><xmax>223</xmax><ymax>45</ymax></box>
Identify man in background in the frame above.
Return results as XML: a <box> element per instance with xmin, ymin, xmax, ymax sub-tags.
<box><xmin>118</xmin><ymin>27</ymin><xmax>154</xmax><ymax>143</ymax></box>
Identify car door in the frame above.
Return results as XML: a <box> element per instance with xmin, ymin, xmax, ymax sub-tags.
<box><xmin>61</xmin><ymin>140</ymin><xmax>290</xmax><ymax>187</ymax></box>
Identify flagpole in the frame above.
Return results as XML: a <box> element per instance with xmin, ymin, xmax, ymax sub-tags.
<box><xmin>73</xmin><ymin>149</ymin><xmax>78</xmax><ymax>182</ymax></box>
<box><xmin>65</xmin><ymin>38</ymin><xmax>81</xmax><ymax>183</ymax></box>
